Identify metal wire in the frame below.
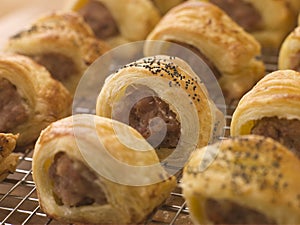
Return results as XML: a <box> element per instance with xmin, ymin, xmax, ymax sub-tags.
<box><xmin>0</xmin><ymin>53</ymin><xmax>277</xmax><ymax>225</ymax></box>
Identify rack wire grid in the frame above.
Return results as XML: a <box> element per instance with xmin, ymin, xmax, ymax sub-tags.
<box><xmin>0</xmin><ymin>53</ymin><xmax>278</xmax><ymax>225</ymax></box>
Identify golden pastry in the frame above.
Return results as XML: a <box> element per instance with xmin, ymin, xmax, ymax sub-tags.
<box><xmin>0</xmin><ymin>54</ymin><xmax>72</xmax><ymax>148</ymax></box>
<box><xmin>278</xmin><ymin>26</ymin><xmax>300</xmax><ymax>72</ymax></box>
<box><xmin>32</xmin><ymin>114</ymin><xmax>176</xmax><ymax>224</ymax></box>
<box><xmin>182</xmin><ymin>135</ymin><xmax>300</xmax><ymax>224</ymax></box>
<box><xmin>0</xmin><ymin>133</ymin><xmax>20</xmax><ymax>181</ymax></box>
<box><xmin>96</xmin><ymin>55</ymin><xmax>225</xmax><ymax>161</ymax></box>
<box><xmin>231</xmin><ymin>70</ymin><xmax>300</xmax><ymax>157</ymax></box>
<box><xmin>145</xmin><ymin>1</ymin><xmax>265</xmax><ymax>102</ymax></box>
<box><xmin>198</xmin><ymin>0</ymin><xmax>297</xmax><ymax>49</ymax></box>
<box><xmin>5</xmin><ymin>11</ymin><xmax>110</xmax><ymax>94</ymax></box>
<box><xmin>287</xmin><ymin>0</ymin><xmax>300</xmax><ymax>14</ymax></box>
<box><xmin>66</xmin><ymin>0</ymin><xmax>161</xmax><ymax>46</ymax></box>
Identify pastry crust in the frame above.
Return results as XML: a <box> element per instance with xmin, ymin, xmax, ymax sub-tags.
<box><xmin>278</xmin><ymin>26</ymin><xmax>300</xmax><ymax>72</ymax></box>
<box><xmin>0</xmin><ymin>133</ymin><xmax>20</xmax><ymax>181</ymax></box>
<box><xmin>96</xmin><ymin>55</ymin><xmax>225</xmax><ymax>161</ymax></box>
<box><xmin>32</xmin><ymin>114</ymin><xmax>176</xmax><ymax>224</ymax></box>
<box><xmin>4</xmin><ymin>11</ymin><xmax>110</xmax><ymax>94</ymax></box>
<box><xmin>0</xmin><ymin>54</ymin><xmax>72</xmax><ymax>148</ymax></box>
<box><xmin>230</xmin><ymin>70</ymin><xmax>300</xmax><ymax>154</ymax></box>
<box><xmin>145</xmin><ymin>1</ymin><xmax>265</xmax><ymax>102</ymax></box>
<box><xmin>67</xmin><ymin>0</ymin><xmax>161</xmax><ymax>45</ymax></box>
<box><xmin>200</xmin><ymin>0</ymin><xmax>297</xmax><ymax>49</ymax></box>
<box><xmin>182</xmin><ymin>135</ymin><xmax>300</xmax><ymax>224</ymax></box>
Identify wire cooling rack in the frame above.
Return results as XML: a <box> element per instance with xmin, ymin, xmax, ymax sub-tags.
<box><xmin>0</xmin><ymin>53</ymin><xmax>278</xmax><ymax>225</ymax></box>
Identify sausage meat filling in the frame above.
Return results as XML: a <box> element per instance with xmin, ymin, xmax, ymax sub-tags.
<box><xmin>49</xmin><ymin>152</ymin><xmax>108</xmax><ymax>207</ymax></box>
<box><xmin>29</xmin><ymin>53</ymin><xmax>78</xmax><ymax>83</ymax></box>
<box><xmin>205</xmin><ymin>198</ymin><xmax>276</xmax><ymax>224</ymax></box>
<box><xmin>78</xmin><ymin>0</ymin><xmax>119</xmax><ymax>39</ymax></box>
<box><xmin>210</xmin><ymin>0</ymin><xmax>262</xmax><ymax>32</ymax></box>
<box><xmin>113</xmin><ymin>85</ymin><xmax>181</xmax><ymax>148</ymax></box>
<box><xmin>251</xmin><ymin>117</ymin><xmax>300</xmax><ymax>158</ymax></box>
<box><xmin>0</xmin><ymin>78</ymin><xmax>29</xmax><ymax>132</ymax></box>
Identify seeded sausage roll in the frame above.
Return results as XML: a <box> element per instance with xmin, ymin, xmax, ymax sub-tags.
<box><xmin>145</xmin><ymin>1</ymin><xmax>265</xmax><ymax>103</ymax></box>
<box><xmin>96</xmin><ymin>55</ymin><xmax>225</xmax><ymax>161</ymax></box>
<box><xmin>278</xmin><ymin>26</ymin><xmax>300</xmax><ymax>72</ymax></box>
<box><xmin>182</xmin><ymin>135</ymin><xmax>300</xmax><ymax>225</ymax></box>
<box><xmin>67</xmin><ymin>0</ymin><xmax>161</xmax><ymax>47</ymax></box>
<box><xmin>0</xmin><ymin>54</ymin><xmax>72</xmax><ymax>148</ymax></box>
<box><xmin>4</xmin><ymin>12</ymin><xmax>110</xmax><ymax>94</ymax></box>
<box><xmin>32</xmin><ymin>114</ymin><xmax>176</xmax><ymax>224</ymax></box>
<box><xmin>231</xmin><ymin>70</ymin><xmax>300</xmax><ymax>158</ymax></box>
<box><xmin>0</xmin><ymin>133</ymin><xmax>20</xmax><ymax>181</ymax></box>
<box><xmin>199</xmin><ymin>0</ymin><xmax>297</xmax><ymax>49</ymax></box>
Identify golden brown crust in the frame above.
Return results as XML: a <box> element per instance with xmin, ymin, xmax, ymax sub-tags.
<box><xmin>4</xmin><ymin>11</ymin><xmax>110</xmax><ymax>94</ymax></box>
<box><xmin>32</xmin><ymin>114</ymin><xmax>176</xmax><ymax>224</ymax></box>
<box><xmin>0</xmin><ymin>133</ymin><xmax>20</xmax><ymax>182</ymax></box>
<box><xmin>231</xmin><ymin>69</ymin><xmax>300</xmax><ymax>136</ymax></box>
<box><xmin>96</xmin><ymin>55</ymin><xmax>225</xmax><ymax>160</ymax></box>
<box><xmin>182</xmin><ymin>135</ymin><xmax>300</xmax><ymax>224</ymax></box>
<box><xmin>278</xmin><ymin>26</ymin><xmax>300</xmax><ymax>71</ymax></box>
<box><xmin>145</xmin><ymin>1</ymin><xmax>265</xmax><ymax>102</ymax></box>
<box><xmin>67</xmin><ymin>0</ymin><xmax>161</xmax><ymax>45</ymax></box>
<box><xmin>0</xmin><ymin>54</ymin><xmax>72</xmax><ymax>148</ymax></box>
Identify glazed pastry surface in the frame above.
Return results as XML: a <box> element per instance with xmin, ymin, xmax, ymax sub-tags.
<box><xmin>96</xmin><ymin>55</ymin><xmax>225</xmax><ymax>161</ymax></box>
<box><xmin>182</xmin><ymin>135</ymin><xmax>300</xmax><ymax>224</ymax></box>
<box><xmin>4</xmin><ymin>11</ymin><xmax>110</xmax><ymax>94</ymax></box>
<box><xmin>145</xmin><ymin>1</ymin><xmax>265</xmax><ymax>102</ymax></box>
<box><xmin>231</xmin><ymin>70</ymin><xmax>300</xmax><ymax>157</ymax></box>
<box><xmin>32</xmin><ymin>114</ymin><xmax>176</xmax><ymax>224</ymax></box>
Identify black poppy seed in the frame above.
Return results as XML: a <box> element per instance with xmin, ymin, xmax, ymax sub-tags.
<box><xmin>169</xmin><ymin>81</ymin><xmax>172</xmax><ymax>87</ymax></box>
<box><xmin>192</xmin><ymin>97</ymin><xmax>196</xmax><ymax>100</ymax></box>
<box><xmin>197</xmin><ymin>98</ymin><xmax>200</xmax><ymax>102</ymax></box>
<box><xmin>272</xmin><ymin>161</ymin><xmax>280</xmax><ymax>168</ymax></box>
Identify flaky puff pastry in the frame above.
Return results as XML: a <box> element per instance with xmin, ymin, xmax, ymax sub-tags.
<box><xmin>231</xmin><ymin>70</ymin><xmax>300</xmax><ymax>156</ymax></box>
<box><xmin>182</xmin><ymin>135</ymin><xmax>300</xmax><ymax>224</ymax></box>
<box><xmin>145</xmin><ymin>1</ymin><xmax>265</xmax><ymax>102</ymax></box>
<box><xmin>32</xmin><ymin>114</ymin><xmax>176</xmax><ymax>224</ymax></box>
<box><xmin>0</xmin><ymin>54</ymin><xmax>72</xmax><ymax>148</ymax></box>
<box><xmin>198</xmin><ymin>0</ymin><xmax>297</xmax><ymax>49</ymax></box>
<box><xmin>5</xmin><ymin>11</ymin><xmax>110</xmax><ymax>94</ymax></box>
<box><xmin>0</xmin><ymin>133</ymin><xmax>20</xmax><ymax>181</ymax></box>
<box><xmin>278</xmin><ymin>26</ymin><xmax>300</xmax><ymax>72</ymax></box>
<box><xmin>67</xmin><ymin>0</ymin><xmax>161</xmax><ymax>46</ymax></box>
<box><xmin>96</xmin><ymin>55</ymin><xmax>225</xmax><ymax>161</ymax></box>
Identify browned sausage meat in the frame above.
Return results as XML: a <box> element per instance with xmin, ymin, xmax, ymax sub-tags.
<box><xmin>251</xmin><ymin>117</ymin><xmax>300</xmax><ymax>158</ymax></box>
<box><xmin>0</xmin><ymin>78</ymin><xmax>29</xmax><ymax>132</ymax></box>
<box><xmin>78</xmin><ymin>0</ymin><xmax>119</xmax><ymax>39</ymax></box>
<box><xmin>205</xmin><ymin>198</ymin><xmax>276</xmax><ymax>224</ymax></box>
<box><xmin>49</xmin><ymin>152</ymin><xmax>108</xmax><ymax>207</ymax></box>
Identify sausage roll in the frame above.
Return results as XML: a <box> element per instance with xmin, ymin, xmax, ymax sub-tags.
<box><xmin>5</xmin><ymin>12</ymin><xmax>110</xmax><ymax>94</ymax></box>
<box><xmin>0</xmin><ymin>133</ymin><xmax>20</xmax><ymax>181</ymax></box>
<box><xmin>67</xmin><ymin>0</ymin><xmax>161</xmax><ymax>46</ymax></box>
<box><xmin>96</xmin><ymin>55</ymin><xmax>225</xmax><ymax>161</ymax></box>
<box><xmin>32</xmin><ymin>114</ymin><xmax>176</xmax><ymax>224</ymax></box>
<box><xmin>199</xmin><ymin>0</ymin><xmax>297</xmax><ymax>49</ymax></box>
<box><xmin>278</xmin><ymin>26</ymin><xmax>300</xmax><ymax>72</ymax></box>
<box><xmin>145</xmin><ymin>1</ymin><xmax>265</xmax><ymax>102</ymax></box>
<box><xmin>0</xmin><ymin>54</ymin><xmax>72</xmax><ymax>148</ymax></box>
<box><xmin>182</xmin><ymin>135</ymin><xmax>300</xmax><ymax>224</ymax></box>
<box><xmin>231</xmin><ymin>70</ymin><xmax>300</xmax><ymax>158</ymax></box>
